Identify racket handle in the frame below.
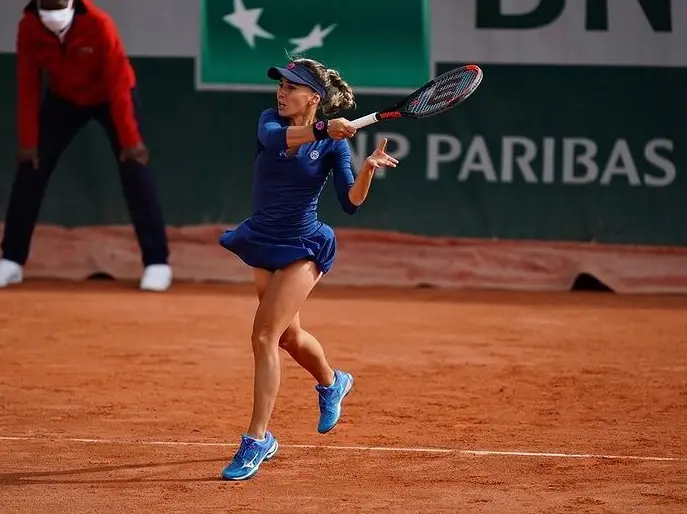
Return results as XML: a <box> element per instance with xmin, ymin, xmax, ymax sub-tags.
<box><xmin>350</xmin><ymin>113</ymin><xmax>379</xmax><ymax>130</ymax></box>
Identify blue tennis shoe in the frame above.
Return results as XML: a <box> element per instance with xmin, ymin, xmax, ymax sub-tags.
<box><xmin>221</xmin><ymin>431</ymin><xmax>278</xmax><ymax>481</ymax></box>
<box><xmin>315</xmin><ymin>369</ymin><xmax>354</xmax><ymax>434</ymax></box>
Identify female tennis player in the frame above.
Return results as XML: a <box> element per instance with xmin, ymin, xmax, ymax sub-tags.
<box><xmin>218</xmin><ymin>58</ymin><xmax>399</xmax><ymax>481</ymax></box>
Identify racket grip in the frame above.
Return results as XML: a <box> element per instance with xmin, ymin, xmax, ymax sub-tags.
<box><xmin>350</xmin><ymin>113</ymin><xmax>379</xmax><ymax>130</ymax></box>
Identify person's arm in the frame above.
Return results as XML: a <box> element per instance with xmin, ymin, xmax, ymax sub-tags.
<box><xmin>258</xmin><ymin>111</ymin><xmax>357</xmax><ymax>150</ymax></box>
<box><xmin>331</xmin><ymin>140</ymin><xmax>361</xmax><ymax>214</ymax></box>
<box><xmin>335</xmin><ymin>138</ymin><xmax>398</xmax><ymax>211</ymax></box>
<box><xmin>16</xmin><ymin>17</ymin><xmax>41</xmax><ymax>163</ymax></box>
<box><xmin>347</xmin><ymin>163</ymin><xmax>375</xmax><ymax>208</ymax></box>
<box><xmin>101</xmin><ymin>16</ymin><xmax>143</xmax><ymax>153</ymax></box>
<box><xmin>256</xmin><ymin>109</ymin><xmax>289</xmax><ymax>149</ymax></box>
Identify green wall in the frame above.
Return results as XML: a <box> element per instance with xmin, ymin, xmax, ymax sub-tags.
<box><xmin>0</xmin><ymin>55</ymin><xmax>683</xmax><ymax>245</ymax></box>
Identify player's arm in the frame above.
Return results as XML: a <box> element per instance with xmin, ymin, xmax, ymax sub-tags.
<box><xmin>330</xmin><ymin>140</ymin><xmax>360</xmax><ymax>214</ymax></box>
<box><xmin>343</xmin><ymin>138</ymin><xmax>398</xmax><ymax>208</ymax></box>
<box><xmin>101</xmin><ymin>16</ymin><xmax>145</xmax><ymax>159</ymax></box>
<box><xmin>258</xmin><ymin>111</ymin><xmax>357</xmax><ymax>150</ymax></box>
<box><xmin>16</xmin><ymin>18</ymin><xmax>41</xmax><ymax>166</ymax></box>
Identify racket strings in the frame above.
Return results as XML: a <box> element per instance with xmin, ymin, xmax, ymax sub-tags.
<box><xmin>406</xmin><ymin>69</ymin><xmax>480</xmax><ymax>116</ymax></box>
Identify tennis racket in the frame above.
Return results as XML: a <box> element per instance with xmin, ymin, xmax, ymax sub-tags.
<box><xmin>350</xmin><ymin>64</ymin><xmax>483</xmax><ymax>130</ymax></box>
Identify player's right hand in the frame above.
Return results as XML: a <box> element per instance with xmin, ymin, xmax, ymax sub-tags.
<box><xmin>327</xmin><ymin>118</ymin><xmax>357</xmax><ymax>140</ymax></box>
<box><xmin>17</xmin><ymin>147</ymin><xmax>39</xmax><ymax>169</ymax></box>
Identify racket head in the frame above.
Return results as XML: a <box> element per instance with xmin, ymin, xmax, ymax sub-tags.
<box><xmin>379</xmin><ymin>65</ymin><xmax>483</xmax><ymax>121</ymax></box>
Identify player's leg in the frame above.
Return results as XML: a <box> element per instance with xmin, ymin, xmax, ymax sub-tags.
<box><xmin>248</xmin><ymin>260</ymin><xmax>322</xmax><ymax>438</ymax></box>
<box><xmin>281</xmin><ymin>309</ymin><xmax>354</xmax><ymax>434</ymax></box>
<box><xmin>253</xmin><ymin>267</ymin><xmax>354</xmax><ymax>434</ymax></box>
<box><xmin>221</xmin><ymin>259</ymin><xmax>321</xmax><ymax>481</ymax></box>
<box><xmin>280</xmin><ymin>313</ymin><xmax>336</xmax><ymax>384</ymax></box>
<box><xmin>93</xmin><ymin>87</ymin><xmax>171</xmax><ymax>291</ymax></box>
<box><xmin>0</xmin><ymin>92</ymin><xmax>90</xmax><ymax>286</ymax></box>
<box><xmin>253</xmin><ymin>268</ymin><xmax>334</xmax><ymax>386</ymax></box>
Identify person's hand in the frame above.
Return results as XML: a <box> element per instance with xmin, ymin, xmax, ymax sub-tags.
<box><xmin>365</xmin><ymin>138</ymin><xmax>399</xmax><ymax>170</ymax></box>
<box><xmin>17</xmin><ymin>147</ymin><xmax>39</xmax><ymax>169</ymax></box>
<box><xmin>120</xmin><ymin>142</ymin><xmax>150</xmax><ymax>166</ymax></box>
<box><xmin>326</xmin><ymin>118</ymin><xmax>357</xmax><ymax>140</ymax></box>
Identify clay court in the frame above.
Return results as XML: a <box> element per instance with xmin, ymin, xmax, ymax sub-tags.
<box><xmin>0</xmin><ymin>280</ymin><xmax>686</xmax><ymax>512</ymax></box>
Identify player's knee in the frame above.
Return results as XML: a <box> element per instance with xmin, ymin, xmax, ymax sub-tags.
<box><xmin>278</xmin><ymin>325</ymin><xmax>301</xmax><ymax>352</ymax></box>
<box><xmin>250</xmin><ymin>327</ymin><xmax>278</xmax><ymax>354</ymax></box>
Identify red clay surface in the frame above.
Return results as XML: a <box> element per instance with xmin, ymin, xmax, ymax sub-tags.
<box><xmin>1</xmin><ymin>280</ymin><xmax>686</xmax><ymax>513</ymax></box>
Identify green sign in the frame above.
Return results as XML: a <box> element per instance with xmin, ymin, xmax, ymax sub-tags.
<box><xmin>198</xmin><ymin>0</ymin><xmax>431</xmax><ymax>94</ymax></box>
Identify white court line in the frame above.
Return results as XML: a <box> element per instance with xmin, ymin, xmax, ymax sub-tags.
<box><xmin>0</xmin><ymin>435</ymin><xmax>684</xmax><ymax>462</ymax></box>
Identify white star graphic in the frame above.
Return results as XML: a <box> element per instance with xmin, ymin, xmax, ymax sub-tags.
<box><xmin>288</xmin><ymin>24</ymin><xmax>337</xmax><ymax>54</ymax></box>
<box><xmin>223</xmin><ymin>0</ymin><xmax>274</xmax><ymax>48</ymax></box>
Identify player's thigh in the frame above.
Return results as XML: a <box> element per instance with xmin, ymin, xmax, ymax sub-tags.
<box><xmin>253</xmin><ymin>267</ymin><xmax>302</xmax><ymax>344</ymax></box>
<box><xmin>252</xmin><ymin>260</ymin><xmax>321</xmax><ymax>342</ymax></box>
<box><xmin>253</xmin><ymin>267</ymin><xmax>273</xmax><ymax>301</ymax></box>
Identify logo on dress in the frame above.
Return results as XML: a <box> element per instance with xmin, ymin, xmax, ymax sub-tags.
<box><xmin>309</xmin><ymin>150</ymin><xmax>320</xmax><ymax>161</ymax></box>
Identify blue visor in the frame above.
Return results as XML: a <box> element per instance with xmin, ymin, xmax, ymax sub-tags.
<box><xmin>267</xmin><ymin>63</ymin><xmax>327</xmax><ymax>99</ymax></box>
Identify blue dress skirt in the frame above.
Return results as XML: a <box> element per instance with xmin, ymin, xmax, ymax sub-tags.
<box><xmin>218</xmin><ymin>219</ymin><xmax>337</xmax><ymax>274</ymax></box>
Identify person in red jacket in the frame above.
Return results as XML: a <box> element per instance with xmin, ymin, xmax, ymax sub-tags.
<box><xmin>0</xmin><ymin>0</ymin><xmax>172</xmax><ymax>291</ymax></box>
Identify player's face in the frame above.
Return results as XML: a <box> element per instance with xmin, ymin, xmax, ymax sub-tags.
<box><xmin>39</xmin><ymin>0</ymin><xmax>71</xmax><ymax>10</ymax></box>
<box><xmin>276</xmin><ymin>79</ymin><xmax>319</xmax><ymax>118</ymax></box>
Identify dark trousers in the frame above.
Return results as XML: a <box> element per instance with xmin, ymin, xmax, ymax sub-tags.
<box><xmin>1</xmin><ymin>88</ymin><xmax>169</xmax><ymax>267</ymax></box>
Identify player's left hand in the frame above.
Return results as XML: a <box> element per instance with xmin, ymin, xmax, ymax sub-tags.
<box><xmin>120</xmin><ymin>142</ymin><xmax>150</xmax><ymax>166</ymax></box>
<box><xmin>365</xmin><ymin>138</ymin><xmax>399</xmax><ymax>170</ymax></box>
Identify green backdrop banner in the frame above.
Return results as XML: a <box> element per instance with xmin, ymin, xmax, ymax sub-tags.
<box><xmin>0</xmin><ymin>55</ymin><xmax>683</xmax><ymax>246</ymax></box>
<box><xmin>199</xmin><ymin>0</ymin><xmax>431</xmax><ymax>94</ymax></box>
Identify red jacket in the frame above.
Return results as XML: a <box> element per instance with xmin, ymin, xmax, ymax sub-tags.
<box><xmin>17</xmin><ymin>0</ymin><xmax>140</xmax><ymax>149</ymax></box>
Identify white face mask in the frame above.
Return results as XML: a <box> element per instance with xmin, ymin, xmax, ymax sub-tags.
<box><xmin>38</xmin><ymin>0</ymin><xmax>75</xmax><ymax>36</ymax></box>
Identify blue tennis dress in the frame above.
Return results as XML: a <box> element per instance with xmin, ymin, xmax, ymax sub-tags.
<box><xmin>219</xmin><ymin>108</ymin><xmax>359</xmax><ymax>274</ymax></box>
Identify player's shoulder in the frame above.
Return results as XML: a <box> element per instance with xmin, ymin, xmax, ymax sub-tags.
<box><xmin>312</xmin><ymin>137</ymin><xmax>349</xmax><ymax>166</ymax></box>
<box><xmin>258</xmin><ymin>108</ymin><xmax>287</xmax><ymax>125</ymax></box>
<box><xmin>331</xmin><ymin>137</ymin><xmax>351</xmax><ymax>154</ymax></box>
<box><xmin>259</xmin><ymin>107</ymin><xmax>283</xmax><ymax>119</ymax></box>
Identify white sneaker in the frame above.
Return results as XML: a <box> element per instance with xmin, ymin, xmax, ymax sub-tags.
<box><xmin>0</xmin><ymin>259</ymin><xmax>23</xmax><ymax>288</ymax></box>
<box><xmin>139</xmin><ymin>264</ymin><xmax>173</xmax><ymax>292</ymax></box>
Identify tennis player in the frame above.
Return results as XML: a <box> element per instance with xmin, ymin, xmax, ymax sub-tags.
<box><xmin>0</xmin><ymin>0</ymin><xmax>172</xmax><ymax>291</ymax></box>
<box><xmin>218</xmin><ymin>58</ymin><xmax>399</xmax><ymax>481</ymax></box>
